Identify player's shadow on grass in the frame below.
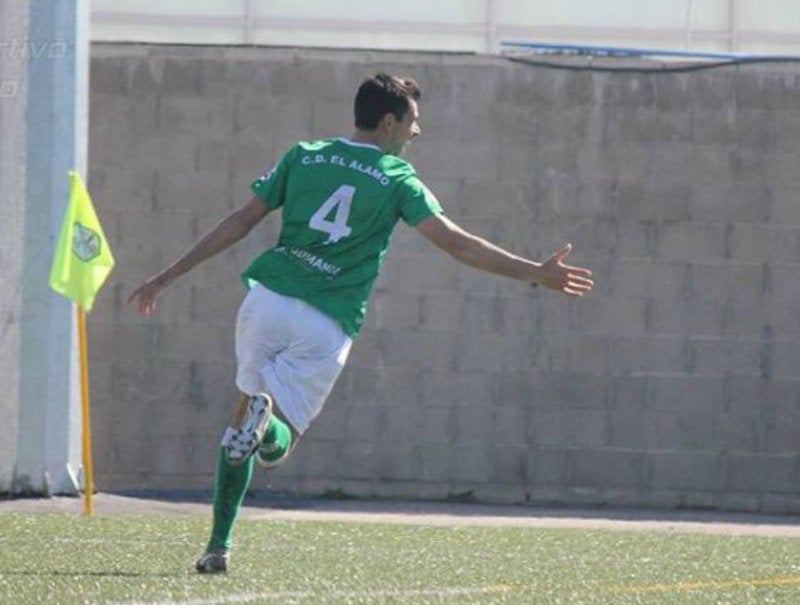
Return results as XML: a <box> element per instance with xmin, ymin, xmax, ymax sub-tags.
<box><xmin>2</xmin><ymin>570</ymin><xmax>185</xmax><ymax>578</ymax></box>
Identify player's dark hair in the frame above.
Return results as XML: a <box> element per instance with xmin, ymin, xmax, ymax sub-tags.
<box><xmin>354</xmin><ymin>73</ymin><xmax>421</xmax><ymax>131</ymax></box>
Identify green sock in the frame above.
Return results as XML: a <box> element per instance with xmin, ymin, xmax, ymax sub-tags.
<box><xmin>207</xmin><ymin>445</ymin><xmax>254</xmax><ymax>551</ymax></box>
<box><xmin>258</xmin><ymin>415</ymin><xmax>293</xmax><ymax>466</ymax></box>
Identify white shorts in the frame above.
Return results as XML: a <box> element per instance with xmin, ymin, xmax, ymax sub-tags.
<box><xmin>235</xmin><ymin>283</ymin><xmax>352</xmax><ymax>435</ymax></box>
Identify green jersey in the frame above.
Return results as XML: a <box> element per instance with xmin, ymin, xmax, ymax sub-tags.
<box><xmin>243</xmin><ymin>138</ymin><xmax>442</xmax><ymax>337</ymax></box>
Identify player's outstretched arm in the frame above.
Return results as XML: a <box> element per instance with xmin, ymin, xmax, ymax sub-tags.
<box><xmin>415</xmin><ymin>214</ymin><xmax>593</xmax><ymax>297</ymax></box>
<box><xmin>128</xmin><ymin>196</ymin><xmax>271</xmax><ymax>316</ymax></box>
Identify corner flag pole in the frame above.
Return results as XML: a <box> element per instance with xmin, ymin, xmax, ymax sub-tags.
<box><xmin>77</xmin><ymin>306</ymin><xmax>94</xmax><ymax>515</ymax></box>
<box><xmin>49</xmin><ymin>171</ymin><xmax>115</xmax><ymax>516</ymax></box>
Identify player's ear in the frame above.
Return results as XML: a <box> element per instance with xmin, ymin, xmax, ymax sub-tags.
<box><xmin>378</xmin><ymin>112</ymin><xmax>396</xmax><ymax>132</ymax></box>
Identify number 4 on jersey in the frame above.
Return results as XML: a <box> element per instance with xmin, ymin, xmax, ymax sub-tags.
<box><xmin>309</xmin><ymin>185</ymin><xmax>355</xmax><ymax>244</ymax></box>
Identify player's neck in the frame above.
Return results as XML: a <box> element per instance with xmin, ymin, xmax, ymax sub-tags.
<box><xmin>350</xmin><ymin>129</ymin><xmax>388</xmax><ymax>152</ymax></box>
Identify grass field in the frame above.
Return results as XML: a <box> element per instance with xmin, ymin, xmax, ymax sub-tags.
<box><xmin>1</xmin><ymin>511</ymin><xmax>800</xmax><ymax>605</ymax></box>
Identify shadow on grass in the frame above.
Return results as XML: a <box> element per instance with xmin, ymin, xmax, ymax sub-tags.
<box><xmin>0</xmin><ymin>570</ymin><xmax>187</xmax><ymax>578</ymax></box>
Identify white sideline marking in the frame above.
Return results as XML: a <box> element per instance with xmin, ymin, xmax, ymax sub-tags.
<box><xmin>104</xmin><ymin>574</ymin><xmax>800</xmax><ymax>605</ymax></box>
<box><xmin>106</xmin><ymin>584</ymin><xmax>515</xmax><ymax>605</ymax></box>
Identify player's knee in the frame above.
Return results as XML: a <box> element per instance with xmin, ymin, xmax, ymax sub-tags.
<box><xmin>255</xmin><ymin>415</ymin><xmax>295</xmax><ymax>468</ymax></box>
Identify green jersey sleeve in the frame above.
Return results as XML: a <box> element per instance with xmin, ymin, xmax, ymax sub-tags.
<box><xmin>251</xmin><ymin>146</ymin><xmax>296</xmax><ymax>210</ymax></box>
<box><xmin>397</xmin><ymin>175</ymin><xmax>443</xmax><ymax>226</ymax></box>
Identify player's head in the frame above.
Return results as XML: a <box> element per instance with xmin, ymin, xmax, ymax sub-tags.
<box><xmin>354</xmin><ymin>73</ymin><xmax>421</xmax><ymax>155</ymax></box>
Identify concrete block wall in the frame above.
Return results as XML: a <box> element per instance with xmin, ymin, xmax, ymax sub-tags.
<box><xmin>87</xmin><ymin>44</ymin><xmax>800</xmax><ymax>513</ymax></box>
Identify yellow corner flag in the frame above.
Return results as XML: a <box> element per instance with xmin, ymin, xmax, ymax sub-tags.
<box><xmin>49</xmin><ymin>171</ymin><xmax>115</xmax><ymax>311</ymax></box>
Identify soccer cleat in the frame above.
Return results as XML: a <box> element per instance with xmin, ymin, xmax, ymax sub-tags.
<box><xmin>195</xmin><ymin>548</ymin><xmax>230</xmax><ymax>574</ymax></box>
<box><xmin>224</xmin><ymin>395</ymin><xmax>272</xmax><ymax>466</ymax></box>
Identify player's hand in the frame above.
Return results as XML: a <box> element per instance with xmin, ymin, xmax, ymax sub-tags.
<box><xmin>535</xmin><ymin>243</ymin><xmax>594</xmax><ymax>297</ymax></box>
<box><xmin>127</xmin><ymin>274</ymin><xmax>170</xmax><ymax>316</ymax></box>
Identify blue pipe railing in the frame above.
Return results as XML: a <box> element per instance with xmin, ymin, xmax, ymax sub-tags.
<box><xmin>501</xmin><ymin>41</ymin><xmax>800</xmax><ymax>62</ymax></box>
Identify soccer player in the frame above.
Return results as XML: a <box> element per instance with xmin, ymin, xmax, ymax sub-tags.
<box><xmin>128</xmin><ymin>73</ymin><xmax>594</xmax><ymax>573</ymax></box>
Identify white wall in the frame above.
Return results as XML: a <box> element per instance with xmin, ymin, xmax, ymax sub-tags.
<box><xmin>1</xmin><ymin>0</ymin><xmax>89</xmax><ymax>496</ymax></box>
<box><xmin>90</xmin><ymin>0</ymin><xmax>800</xmax><ymax>56</ymax></box>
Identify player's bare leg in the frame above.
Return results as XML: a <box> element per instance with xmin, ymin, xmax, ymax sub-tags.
<box><xmin>229</xmin><ymin>392</ymin><xmax>250</xmax><ymax>427</ymax></box>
